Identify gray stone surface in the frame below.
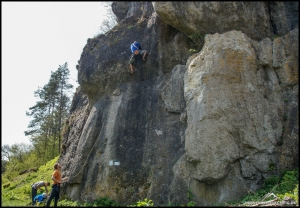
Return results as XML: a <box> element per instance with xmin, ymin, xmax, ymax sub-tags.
<box><xmin>58</xmin><ymin>2</ymin><xmax>298</xmax><ymax>206</ymax></box>
<box><xmin>153</xmin><ymin>2</ymin><xmax>273</xmax><ymax>40</ymax></box>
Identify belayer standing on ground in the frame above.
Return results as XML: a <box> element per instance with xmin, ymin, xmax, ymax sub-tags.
<box><xmin>31</xmin><ymin>181</ymin><xmax>50</xmax><ymax>205</ymax></box>
<box><xmin>129</xmin><ymin>41</ymin><xmax>147</xmax><ymax>74</ymax></box>
<box><xmin>45</xmin><ymin>163</ymin><xmax>68</xmax><ymax>207</ymax></box>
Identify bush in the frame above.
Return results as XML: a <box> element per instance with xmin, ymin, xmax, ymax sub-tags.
<box><xmin>129</xmin><ymin>198</ymin><xmax>154</xmax><ymax>207</ymax></box>
<box><xmin>94</xmin><ymin>196</ymin><xmax>121</xmax><ymax>207</ymax></box>
<box><xmin>189</xmin><ymin>32</ymin><xmax>204</xmax><ymax>53</ymax></box>
<box><xmin>58</xmin><ymin>199</ymin><xmax>80</xmax><ymax>207</ymax></box>
<box><xmin>263</xmin><ymin>175</ymin><xmax>280</xmax><ymax>189</ymax></box>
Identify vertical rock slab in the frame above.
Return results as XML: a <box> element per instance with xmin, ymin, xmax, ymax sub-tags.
<box><xmin>183</xmin><ymin>30</ymin><xmax>283</xmax><ymax>204</ymax></box>
<box><xmin>272</xmin><ymin>28</ymin><xmax>299</xmax><ymax>171</ymax></box>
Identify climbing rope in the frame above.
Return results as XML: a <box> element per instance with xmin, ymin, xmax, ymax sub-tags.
<box><xmin>61</xmin><ymin>135</ymin><xmax>101</xmax><ymax>191</ymax></box>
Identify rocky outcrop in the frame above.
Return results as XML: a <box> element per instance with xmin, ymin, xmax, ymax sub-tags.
<box><xmin>77</xmin><ymin>3</ymin><xmax>190</xmax><ymax>106</ymax></box>
<box><xmin>182</xmin><ymin>29</ymin><xmax>296</xmax><ymax>204</ymax></box>
<box><xmin>153</xmin><ymin>2</ymin><xmax>273</xmax><ymax>40</ymax></box>
<box><xmin>58</xmin><ymin>2</ymin><xmax>298</xmax><ymax>206</ymax></box>
<box><xmin>153</xmin><ymin>2</ymin><xmax>298</xmax><ymax>40</ymax></box>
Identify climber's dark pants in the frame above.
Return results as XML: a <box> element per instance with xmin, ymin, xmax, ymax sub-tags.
<box><xmin>46</xmin><ymin>184</ymin><xmax>60</xmax><ymax>207</ymax></box>
<box><xmin>129</xmin><ymin>50</ymin><xmax>147</xmax><ymax>64</ymax></box>
<box><xmin>31</xmin><ymin>186</ymin><xmax>37</xmax><ymax>205</ymax></box>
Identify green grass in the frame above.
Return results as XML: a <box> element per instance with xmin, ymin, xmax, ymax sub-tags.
<box><xmin>2</xmin><ymin>158</ymin><xmax>298</xmax><ymax>207</ymax></box>
<box><xmin>213</xmin><ymin>169</ymin><xmax>299</xmax><ymax>206</ymax></box>
<box><xmin>2</xmin><ymin>156</ymin><xmax>58</xmax><ymax>206</ymax></box>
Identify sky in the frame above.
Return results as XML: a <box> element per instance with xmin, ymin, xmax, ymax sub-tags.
<box><xmin>2</xmin><ymin>2</ymin><xmax>111</xmax><ymax>146</ymax></box>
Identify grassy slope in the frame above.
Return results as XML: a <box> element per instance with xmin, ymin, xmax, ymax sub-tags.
<box><xmin>1</xmin><ymin>156</ymin><xmax>58</xmax><ymax>207</ymax></box>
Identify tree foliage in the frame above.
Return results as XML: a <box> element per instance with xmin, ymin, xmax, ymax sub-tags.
<box><xmin>2</xmin><ymin>1</ymin><xmax>117</xmax><ymax>180</ymax></box>
<box><xmin>24</xmin><ymin>62</ymin><xmax>73</xmax><ymax>164</ymax></box>
<box><xmin>94</xmin><ymin>2</ymin><xmax>118</xmax><ymax>37</ymax></box>
<box><xmin>1</xmin><ymin>143</ymin><xmax>34</xmax><ymax>177</ymax></box>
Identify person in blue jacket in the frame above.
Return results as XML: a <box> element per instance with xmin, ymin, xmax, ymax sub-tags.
<box><xmin>129</xmin><ymin>41</ymin><xmax>147</xmax><ymax>74</ymax></box>
<box><xmin>31</xmin><ymin>181</ymin><xmax>50</xmax><ymax>205</ymax></box>
<box><xmin>34</xmin><ymin>193</ymin><xmax>48</xmax><ymax>204</ymax></box>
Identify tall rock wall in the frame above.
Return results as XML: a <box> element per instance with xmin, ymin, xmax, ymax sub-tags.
<box><xmin>58</xmin><ymin>1</ymin><xmax>298</xmax><ymax>206</ymax></box>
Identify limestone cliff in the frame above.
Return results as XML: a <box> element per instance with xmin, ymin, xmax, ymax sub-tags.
<box><xmin>58</xmin><ymin>2</ymin><xmax>298</xmax><ymax>206</ymax></box>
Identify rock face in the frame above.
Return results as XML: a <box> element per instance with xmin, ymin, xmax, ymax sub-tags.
<box><xmin>153</xmin><ymin>2</ymin><xmax>273</xmax><ymax>40</ymax></box>
<box><xmin>184</xmin><ymin>30</ymin><xmax>283</xmax><ymax>203</ymax></box>
<box><xmin>58</xmin><ymin>2</ymin><xmax>298</xmax><ymax>206</ymax></box>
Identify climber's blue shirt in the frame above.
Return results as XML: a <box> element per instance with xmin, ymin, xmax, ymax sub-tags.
<box><xmin>130</xmin><ymin>42</ymin><xmax>142</xmax><ymax>53</ymax></box>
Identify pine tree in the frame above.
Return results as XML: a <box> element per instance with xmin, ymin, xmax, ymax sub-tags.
<box><xmin>25</xmin><ymin>62</ymin><xmax>73</xmax><ymax>161</ymax></box>
<box><xmin>50</xmin><ymin>62</ymin><xmax>73</xmax><ymax>154</ymax></box>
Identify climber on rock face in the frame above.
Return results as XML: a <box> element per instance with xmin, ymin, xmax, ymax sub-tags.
<box><xmin>129</xmin><ymin>41</ymin><xmax>147</xmax><ymax>74</ymax></box>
